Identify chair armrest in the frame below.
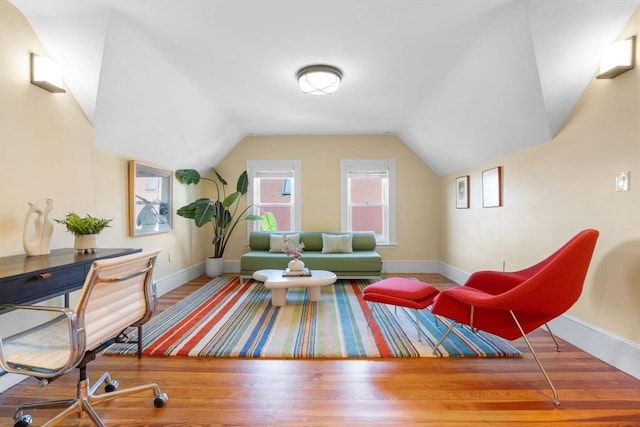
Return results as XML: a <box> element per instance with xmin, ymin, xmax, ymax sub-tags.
<box><xmin>0</xmin><ymin>304</ymin><xmax>75</xmax><ymax>315</ymax></box>
<box><xmin>0</xmin><ymin>304</ymin><xmax>82</xmax><ymax>379</ymax></box>
<box><xmin>464</xmin><ymin>270</ymin><xmax>527</xmax><ymax>294</ymax></box>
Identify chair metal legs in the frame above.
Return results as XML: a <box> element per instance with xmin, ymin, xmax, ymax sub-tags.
<box><xmin>13</xmin><ymin>370</ymin><xmax>168</xmax><ymax>427</ymax></box>
<box><xmin>510</xmin><ymin>311</ymin><xmax>560</xmax><ymax>405</ymax></box>
<box><xmin>366</xmin><ymin>305</ymin><xmax>424</xmax><ymax>342</ymax></box>
<box><xmin>431</xmin><ymin>312</ymin><xmax>561</xmax><ymax>405</ymax></box>
<box><xmin>545</xmin><ymin>323</ymin><xmax>561</xmax><ymax>352</ymax></box>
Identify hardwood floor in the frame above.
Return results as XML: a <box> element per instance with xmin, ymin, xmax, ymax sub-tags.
<box><xmin>1</xmin><ymin>274</ymin><xmax>639</xmax><ymax>426</ymax></box>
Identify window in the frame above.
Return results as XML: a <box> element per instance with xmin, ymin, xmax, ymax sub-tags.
<box><xmin>341</xmin><ymin>159</ymin><xmax>396</xmax><ymax>245</ymax></box>
<box><xmin>247</xmin><ymin>160</ymin><xmax>302</xmax><ymax>232</ymax></box>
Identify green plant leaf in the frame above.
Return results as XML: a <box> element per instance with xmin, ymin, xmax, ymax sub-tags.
<box><xmin>193</xmin><ymin>199</ymin><xmax>215</xmax><ymax>227</ymax></box>
<box><xmin>222</xmin><ymin>191</ymin><xmax>240</xmax><ymax>209</ymax></box>
<box><xmin>260</xmin><ymin>211</ymin><xmax>278</xmax><ymax>231</ymax></box>
<box><xmin>236</xmin><ymin>171</ymin><xmax>249</xmax><ymax>195</ymax></box>
<box><xmin>212</xmin><ymin>168</ymin><xmax>227</xmax><ymax>186</ymax></box>
<box><xmin>175</xmin><ymin>169</ymin><xmax>201</xmax><ymax>185</ymax></box>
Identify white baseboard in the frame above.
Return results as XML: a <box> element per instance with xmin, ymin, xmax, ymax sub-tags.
<box><xmin>548</xmin><ymin>314</ymin><xmax>640</xmax><ymax>380</ymax></box>
<box><xmin>382</xmin><ymin>260</ymin><xmax>440</xmax><ymax>274</ymax></box>
<box><xmin>155</xmin><ymin>262</ymin><xmax>205</xmax><ymax>297</ymax></box>
<box><xmin>438</xmin><ymin>262</ymin><xmax>468</xmax><ymax>285</ymax></box>
<box><xmin>0</xmin><ymin>372</ymin><xmax>26</xmax><ymax>395</ymax></box>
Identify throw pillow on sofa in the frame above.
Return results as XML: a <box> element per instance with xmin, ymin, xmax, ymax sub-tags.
<box><xmin>322</xmin><ymin>233</ymin><xmax>353</xmax><ymax>253</ymax></box>
<box><xmin>269</xmin><ymin>233</ymin><xmax>300</xmax><ymax>253</ymax></box>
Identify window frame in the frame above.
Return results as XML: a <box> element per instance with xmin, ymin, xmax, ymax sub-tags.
<box><xmin>247</xmin><ymin>159</ymin><xmax>302</xmax><ymax>233</ymax></box>
<box><xmin>340</xmin><ymin>159</ymin><xmax>396</xmax><ymax>245</ymax></box>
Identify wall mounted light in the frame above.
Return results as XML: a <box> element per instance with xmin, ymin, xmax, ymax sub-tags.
<box><xmin>30</xmin><ymin>53</ymin><xmax>66</xmax><ymax>93</ymax></box>
<box><xmin>296</xmin><ymin>64</ymin><xmax>343</xmax><ymax>95</ymax></box>
<box><xmin>596</xmin><ymin>36</ymin><xmax>636</xmax><ymax>79</ymax></box>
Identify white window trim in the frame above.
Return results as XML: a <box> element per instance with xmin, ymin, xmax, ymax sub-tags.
<box><xmin>340</xmin><ymin>159</ymin><xmax>396</xmax><ymax>245</ymax></box>
<box><xmin>247</xmin><ymin>159</ymin><xmax>302</xmax><ymax>232</ymax></box>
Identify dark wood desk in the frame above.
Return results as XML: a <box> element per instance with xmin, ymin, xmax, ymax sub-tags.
<box><xmin>0</xmin><ymin>248</ymin><xmax>141</xmax><ymax>307</ymax></box>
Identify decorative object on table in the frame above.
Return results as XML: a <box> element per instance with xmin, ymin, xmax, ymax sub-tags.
<box><xmin>23</xmin><ymin>198</ymin><xmax>54</xmax><ymax>256</ymax></box>
<box><xmin>54</xmin><ymin>212</ymin><xmax>113</xmax><ymax>254</ymax></box>
<box><xmin>128</xmin><ymin>160</ymin><xmax>173</xmax><ymax>237</ymax></box>
<box><xmin>282</xmin><ymin>235</ymin><xmax>305</xmax><ymax>271</ymax></box>
<box><xmin>283</xmin><ymin>267</ymin><xmax>311</xmax><ymax>277</ymax></box>
<box><xmin>104</xmin><ymin>277</ymin><xmax>522</xmax><ymax>359</ymax></box>
<box><xmin>176</xmin><ymin>167</ymin><xmax>262</xmax><ymax>277</ymax></box>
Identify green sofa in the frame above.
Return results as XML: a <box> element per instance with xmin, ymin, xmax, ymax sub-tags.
<box><xmin>240</xmin><ymin>231</ymin><xmax>383</xmax><ymax>281</ymax></box>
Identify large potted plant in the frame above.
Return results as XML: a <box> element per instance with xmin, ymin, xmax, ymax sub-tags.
<box><xmin>54</xmin><ymin>212</ymin><xmax>113</xmax><ymax>254</ymax></box>
<box><xmin>176</xmin><ymin>167</ymin><xmax>261</xmax><ymax>277</ymax></box>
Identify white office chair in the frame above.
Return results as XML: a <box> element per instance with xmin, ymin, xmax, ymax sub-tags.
<box><xmin>0</xmin><ymin>249</ymin><xmax>168</xmax><ymax>427</ymax></box>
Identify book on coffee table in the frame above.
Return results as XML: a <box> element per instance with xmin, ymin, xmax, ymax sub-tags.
<box><xmin>283</xmin><ymin>268</ymin><xmax>312</xmax><ymax>277</ymax></box>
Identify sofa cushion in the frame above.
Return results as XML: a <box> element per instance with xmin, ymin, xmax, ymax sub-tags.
<box><xmin>322</xmin><ymin>233</ymin><xmax>353</xmax><ymax>253</ymax></box>
<box><xmin>269</xmin><ymin>233</ymin><xmax>300</xmax><ymax>253</ymax></box>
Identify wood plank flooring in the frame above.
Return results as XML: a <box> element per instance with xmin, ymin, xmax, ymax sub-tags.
<box><xmin>1</xmin><ymin>273</ymin><xmax>639</xmax><ymax>426</ymax></box>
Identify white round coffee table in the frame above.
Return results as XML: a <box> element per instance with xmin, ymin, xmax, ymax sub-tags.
<box><xmin>252</xmin><ymin>269</ymin><xmax>337</xmax><ymax>306</ymax></box>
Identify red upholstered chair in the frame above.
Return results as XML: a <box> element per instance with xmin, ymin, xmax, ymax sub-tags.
<box><xmin>430</xmin><ymin>229</ymin><xmax>599</xmax><ymax>405</ymax></box>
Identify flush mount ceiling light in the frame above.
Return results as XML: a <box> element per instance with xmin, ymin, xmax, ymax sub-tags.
<box><xmin>596</xmin><ymin>36</ymin><xmax>636</xmax><ymax>79</ymax></box>
<box><xmin>296</xmin><ymin>64</ymin><xmax>343</xmax><ymax>95</ymax></box>
<box><xmin>30</xmin><ymin>52</ymin><xmax>66</xmax><ymax>93</ymax></box>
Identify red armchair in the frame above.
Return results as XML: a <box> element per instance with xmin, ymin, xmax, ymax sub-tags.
<box><xmin>430</xmin><ymin>229</ymin><xmax>599</xmax><ymax>404</ymax></box>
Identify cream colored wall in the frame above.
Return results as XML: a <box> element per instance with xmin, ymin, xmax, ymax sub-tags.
<box><xmin>215</xmin><ymin>135</ymin><xmax>441</xmax><ymax>265</ymax></box>
<box><xmin>0</xmin><ymin>0</ymin><xmax>203</xmax><ymax>279</ymax></box>
<box><xmin>440</xmin><ymin>9</ymin><xmax>640</xmax><ymax>345</ymax></box>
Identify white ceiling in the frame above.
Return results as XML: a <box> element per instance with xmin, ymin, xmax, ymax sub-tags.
<box><xmin>11</xmin><ymin>0</ymin><xmax>639</xmax><ymax>176</ymax></box>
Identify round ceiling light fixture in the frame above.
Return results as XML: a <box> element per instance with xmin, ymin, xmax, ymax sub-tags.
<box><xmin>296</xmin><ymin>64</ymin><xmax>343</xmax><ymax>95</ymax></box>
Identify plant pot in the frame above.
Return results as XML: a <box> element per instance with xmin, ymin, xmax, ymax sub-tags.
<box><xmin>288</xmin><ymin>258</ymin><xmax>305</xmax><ymax>271</ymax></box>
<box><xmin>206</xmin><ymin>257</ymin><xmax>225</xmax><ymax>278</ymax></box>
<box><xmin>74</xmin><ymin>234</ymin><xmax>98</xmax><ymax>254</ymax></box>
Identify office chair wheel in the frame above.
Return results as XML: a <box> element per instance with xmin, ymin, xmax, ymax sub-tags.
<box><xmin>105</xmin><ymin>379</ymin><xmax>120</xmax><ymax>392</ymax></box>
<box><xmin>13</xmin><ymin>414</ymin><xmax>32</xmax><ymax>427</ymax></box>
<box><xmin>154</xmin><ymin>392</ymin><xmax>168</xmax><ymax>408</ymax></box>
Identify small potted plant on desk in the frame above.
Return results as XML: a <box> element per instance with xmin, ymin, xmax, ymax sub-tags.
<box><xmin>54</xmin><ymin>213</ymin><xmax>113</xmax><ymax>254</ymax></box>
<box><xmin>175</xmin><ymin>167</ymin><xmax>261</xmax><ymax>278</ymax></box>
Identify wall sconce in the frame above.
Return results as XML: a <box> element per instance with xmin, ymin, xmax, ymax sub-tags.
<box><xmin>30</xmin><ymin>53</ymin><xmax>66</xmax><ymax>93</ymax></box>
<box><xmin>596</xmin><ymin>36</ymin><xmax>636</xmax><ymax>79</ymax></box>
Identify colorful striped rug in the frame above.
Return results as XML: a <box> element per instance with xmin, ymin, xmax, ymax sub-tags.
<box><xmin>104</xmin><ymin>277</ymin><xmax>521</xmax><ymax>358</ymax></box>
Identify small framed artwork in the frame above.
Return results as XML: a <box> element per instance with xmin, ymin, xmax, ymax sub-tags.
<box><xmin>128</xmin><ymin>160</ymin><xmax>173</xmax><ymax>236</ymax></box>
<box><xmin>456</xmin><ymin>175</ymin><xmax>470</xmax><ymax>209</ymax></box>
<box><xmin>482</xmin><ymin>166</ymin><xmax>502</xmax><ymax>208</ymax></box>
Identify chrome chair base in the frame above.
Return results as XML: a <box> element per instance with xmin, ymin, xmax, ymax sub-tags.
<box><xmin>13</xmin><ymin>371</ymin><xmax>168</xmax><ymax>427</ymax></box>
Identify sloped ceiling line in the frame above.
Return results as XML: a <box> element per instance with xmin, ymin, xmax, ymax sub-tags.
<box><xmin>9</xmin><ymin>0</ymin><xmax>640</xmax><ymax>176</ymax></box>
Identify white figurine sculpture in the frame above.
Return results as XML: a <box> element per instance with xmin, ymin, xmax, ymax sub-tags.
<box><xmin>23</xmin><ymin>198</ymin><xmax>54</xmax><ymax>256</ymax></box>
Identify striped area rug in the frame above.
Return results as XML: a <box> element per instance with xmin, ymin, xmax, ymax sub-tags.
<box><xmin>104</xmin><ymin>277</ymin><xmax>521</xmax><ymax>358</ymax></box>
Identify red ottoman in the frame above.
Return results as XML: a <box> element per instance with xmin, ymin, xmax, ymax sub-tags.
<box><xmin>363</xmin><ymin>277</ymin><xmax>439</xmax><ymax>341</ymax></box>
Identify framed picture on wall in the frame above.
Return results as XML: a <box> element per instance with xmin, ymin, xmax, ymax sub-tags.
<box><xmin>128</xmin><ymin>160</ymin><xmax>173</xmax><ymax>236</ymax></box>
<box><xmin>482</xmin><ymin>166</ymin><xmax>502</xmax><ymax>208</ymax></box>
<box><xmin>456</xmin><ymin>175</ymin><xmax>470</xmax><ymax>209</ymax></box>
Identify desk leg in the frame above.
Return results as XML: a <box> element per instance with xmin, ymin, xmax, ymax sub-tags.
<box><xmin>270</xmin><ymin>288</ymin><xmax>286</xmax><ymax>306</ymax></box>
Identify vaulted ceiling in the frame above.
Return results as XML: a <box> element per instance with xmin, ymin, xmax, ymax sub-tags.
<box><xmin>11</xmin><ymin>0</ymin><xmax>639</xmax><ymax>175</ymax></box>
